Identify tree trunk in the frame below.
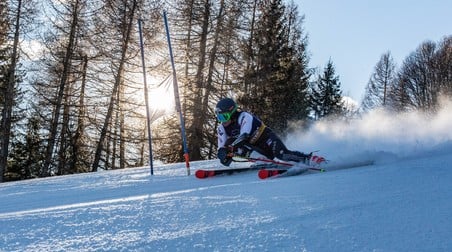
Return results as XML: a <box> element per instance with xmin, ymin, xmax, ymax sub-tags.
<box><xmin>42</xmin><ymin>0</ymin><xmax>80</xmax><ymax>176</ymax></box>
<box><xmin>189</xmin><ymin>0</ymin><xmax>210</xmax><ymax>161</ymax></box>
<box><xmin>71</xmin><ymin>55</ymin><xmax>88</xmax><ymax>172</ymax></box>
<box><xmin>0</xmin><ymin>0</ymin><xmax>22</xmax><ymax>182</ymax></box>
<box><xmin>91</xmin><ymin>0</ymin><xmax>137</xmax><ymax>171</ymax></box>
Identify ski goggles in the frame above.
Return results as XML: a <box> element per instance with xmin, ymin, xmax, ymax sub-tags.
<box><xmin>215</xmin><ymin>107</ymin><xmax>236</xmax><ymax>123</ymax></box>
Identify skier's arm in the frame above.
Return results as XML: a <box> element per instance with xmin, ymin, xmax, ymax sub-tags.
<box><xmin>238</xmin><ymin>112</ymin><xmax>253</xmax><ymax>135</ymax></box>
<box><xmin>217</xmin><ymin>125</ymin><xmax>233</xmax><ymax>166</ymax></box>
<box><xmin>231</xmin><ymin>112</ymin><xmax>254</xmax><ymax>147</ymax></box>
<box><xmin>217</xmin><ymin>125</ymin><xmax>228</xmax><ymax>149</ymax></box>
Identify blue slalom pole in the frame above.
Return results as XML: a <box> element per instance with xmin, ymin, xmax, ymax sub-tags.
<box><xmin>163</xmin><ymin>11</ymin><xmax>191</xmax><ymax>176</ymax></box>
<box><xmin>138</xmin><ymin>18</ymin><xmax>154</xmax><ymax>175</ymax></box>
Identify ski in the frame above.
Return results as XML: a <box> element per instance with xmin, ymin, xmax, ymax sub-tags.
<box><xmin>258</xmin><ymin>168</ymin><xmax>287</xmax><ymax>179</ymax></box>
<box><xmin>195</xmin><ymin>163</ymin><xmax>283</xmax><ymax>179</ymax></box>
<box><xmin>195</xmin><ymin>166</ymin><xmax>255</xmax><ymax>179</ymax></box>
<box><xmin>195</xmin><ymin>155</ymin><xmax>328</xmax><ymax>179</ymax></box>
<box><xmin>258</xmin><ymin>159</ymin><xmax>375</xmax><ymax>179</ymax></box>
<box><xmin>258</xmin><ymin>166</ymin><xmax>325</xmax><ymax>179</ymax></box>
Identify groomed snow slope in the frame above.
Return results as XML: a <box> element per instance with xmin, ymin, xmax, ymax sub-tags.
<box><xmin>1</xmin><ymin>102</ymin><xmax>452</xmax><ymax>252</ymax></box>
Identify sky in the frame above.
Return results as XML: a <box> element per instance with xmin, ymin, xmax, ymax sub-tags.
<box><xmin>295</xmin><ymin>0</ymin><xmax>452</xmax><ymax>103</ymax></box>
<box><xmin>1</xmin><ymin>100</ymin><xmax>452</xmax><ymax>251</ymax></box>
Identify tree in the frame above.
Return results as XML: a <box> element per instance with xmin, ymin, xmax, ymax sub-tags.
<box><xmin>91</xmin><ymin>0</ymin><xmax>139</xmax><ymax>172</ymax></box>
<box><xmin>6</xmin><ymin>114</ymin><xmax>45</xmax><ymax>180</ymax></box>
<box><xmin>280</xmin><ymin>1</ymin><xmax>311</xmax><ymax>127</ymax></box>
<box><xmin>36</xmin><ymin>0</ymin><xmax>88</xmax><ymax>176</ymax></box>
<box><xmin>392</xmin><ymin>40</ymin><xmax>441</xmax><ymax>111</ymax></box>
<box><xmin>186</xmin><ymin>0</ymin><xmax>214</xmax><ymax>161</ymax></box>
<box><xmin>310</xmin><ymin>60</ymin><xmax>345</xmax><ymax>120</ymax></box>
<box><xmin>0</xmin><ymin>0</ymin><xmax>24</xmax><ymax>182</ymax></box>
<box><xmin>0</xmin><ymin>1</ymin><xmax>9</xmax><ymax>182</ymax></box>
<box><xmin>160</xmin><ymin>0</ymin><xmax>251</xmax><ymax>161</ymax></box>
<box><xmin>239</xmin><ymin>0</ymin><xmax>310</xmax><ymax>134</ymax></box>
<box><xmin>401</xmin><ymin>37</ymin><xmax>451</xmax><ymax>111</ymax></box>
<box><xmin>361</xmin><ymin>52</ymin><xmax>396</xmax><ymax>111</ymax></box>
<box><xmin>433</xmin><ymin>36</ymin><xmax>452</xmax><ymax>97</ymax></box>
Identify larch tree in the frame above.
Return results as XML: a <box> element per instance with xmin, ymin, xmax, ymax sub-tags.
<box><xmin>158</xmin><ymin>0</ymin><xmax>249</xmax><ymax>162</ymax></box>
<box><xmin>0</xmin><ymin>0</ymin><xmax>11</xmax><ymax>182</ymax></box>
<box><xmin>435</xmin><ymin>36</ymin><xmax>452</xmax><ymax>97</ymax></box>
<box><xmin>0</xmin><ymin>0</ymin><xmax>31</xmax><ymax>181</ymax></box>
<box><xmin>35</xmin><ymin>0</ymin><xmax>90</xmax><ymax>176</ymax></box>
<box><xmin>361</xmin><ymin>51</ymin><xmax>396</xmax><ymax>111</ymax></box>
<box><xmin>388</xmin><ymin>37</ymin><xmax>452</xmax><ymax>112</ymax></box>
<box><xmin>91</xmin><ymin>0</ymin><xmax>140</xmax><ymax>171</ymax></box>
<box><xmin>393</xmin><ymin>41</ymin><xmax>439</xmax><ymax>111</ymax></box>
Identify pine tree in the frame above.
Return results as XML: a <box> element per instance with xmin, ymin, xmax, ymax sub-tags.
<box><xmin>7</xmin><ymin>115</ymin><xmax>45</xmax><ymax>180</ymax></box>
<box><xmin>310</xmin><ymin>60</ymin><xmax>345</xmax><ymax>120</ymax></box>
<box><xmin>239</xmin><ymin>0</ymin><xmax>310</xmax><ymax>134</ymax></box>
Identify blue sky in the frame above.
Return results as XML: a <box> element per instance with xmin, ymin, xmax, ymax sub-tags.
<box><xmin>295</xmin><ymin>0</ymin><xmax>452</xmax><ymax>102</ymax></box>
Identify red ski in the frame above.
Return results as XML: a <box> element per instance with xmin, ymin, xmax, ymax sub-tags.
<box><xmin>195</xmin><ymin>155</ymin><xmax>328</xmax><ymax>179</ymax></box>
<box><xmin>195</xmin><ymin>166</ymin><xmax>257</xmax><ymax>179</ymax></box>
<box><xmin>257</xmin><ymin>169</ymin><xmax>287</xmax><ymax>179</ymax></box>
<box><xmin>195</xmin><ymin>163</ymin><xmax>283</xmax><ymax>179</ymax></box>
<box><xmin>258</xmin><ymin>166</ymin><xmax>324</xmax><ymax>179</ymax></box>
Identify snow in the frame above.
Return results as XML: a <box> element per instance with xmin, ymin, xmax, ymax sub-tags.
<box><xmin>1</xmin><ymin>102</ymin><xmax>452</xmax><ymax>251</ymax></box>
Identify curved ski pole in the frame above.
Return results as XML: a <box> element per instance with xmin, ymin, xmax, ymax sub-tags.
<box><xmin>234</xmin><ymin>156</ymin><xmax>325</xmax><ymax>172</ymax></box>
<box><xmin>233</xmin><ymin>156</ymin><xmax>294</xmax><ymax>167</ymax></box>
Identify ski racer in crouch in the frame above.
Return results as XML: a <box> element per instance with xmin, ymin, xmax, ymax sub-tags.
<box><xmin>215</xmin><ymin>98</ymin><xmax>321</xmax><ymax>167</ymax></box>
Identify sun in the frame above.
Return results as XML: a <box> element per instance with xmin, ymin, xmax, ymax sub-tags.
<box><xmin>148</xmin><ymin>86</ymin><xmax>174</xmax><ymax>112</ymax></box>
<box><xmin>131</xmin><ymin>72</ymin><xmax>175</xmax><ymax>117</ymax></box>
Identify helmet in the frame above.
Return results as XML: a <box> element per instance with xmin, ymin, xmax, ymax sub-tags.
<box><xmin>215</xmin><ymin>98</ymin><xmax>237</xmax><ymax>123</ymax></box>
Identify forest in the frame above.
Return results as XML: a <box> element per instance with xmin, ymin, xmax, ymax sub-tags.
<box><xmin>0</xmin><ymin>0</ymin><xmax>450</xmax><ymax>182</ymax></box>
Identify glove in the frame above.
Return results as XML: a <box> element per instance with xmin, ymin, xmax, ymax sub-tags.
<box><xmin>218</xmin><ymin>147</ymin><xmax>233</xmax><ymax>166</ymax></box>
<box><xmin>234</xmin><ymin>147</ymin><xmax>251</xmax><ymax>158</ymax></box>
<box><xmin>231</xmin><ymin>133</ymin><xmax>249</xmax><ymax>147</ymax></box>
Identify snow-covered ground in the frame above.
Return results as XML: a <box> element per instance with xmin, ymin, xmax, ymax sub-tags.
<box><xmin>1</xmin><ymin>102</ymin><xmax>452</xmax><ymax>252</ymax></box>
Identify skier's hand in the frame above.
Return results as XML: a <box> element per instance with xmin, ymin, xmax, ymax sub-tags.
<box><xmin>234</xmin><ymin>147</ymin><xmax>251</xmax><ymax>158</ymax></box>
<box><xmin>218</xmin><ymin>147</ymin><xmax>233</xmax><ymax>166</ymax></box>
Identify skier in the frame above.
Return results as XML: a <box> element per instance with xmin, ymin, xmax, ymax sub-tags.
<box><xmin>215</xmin><ymin>98</ymin><xmax>315</xmax><ymax>166</ymax></box>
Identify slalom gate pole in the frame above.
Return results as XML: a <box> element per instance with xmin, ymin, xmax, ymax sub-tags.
<box><xmin>163</xmin><ymin>11</ymin><xmax>190</xmax><ymax>176</ymax></box>
<box><xmin>138</xmin><ymin>18</ymin><xmax>154</xmax><ymax>175</ymax></box>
